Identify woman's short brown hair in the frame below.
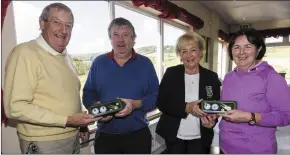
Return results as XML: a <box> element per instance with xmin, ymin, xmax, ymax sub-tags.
<box><xmin>228</xmin><ymin>28</ymin><xmax>266</xmax><ymax>60</ymax></box>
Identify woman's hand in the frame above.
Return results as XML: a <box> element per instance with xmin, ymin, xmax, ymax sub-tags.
<box><xmin>201</xmin><ymin>114</ymin><xmax>217</xmax><ymax>128</ymax></box>
<box><xmin>219</xmin><ymin>110</ymin><xmax>251</xmax><ymax>123</ymax></box>
<box><xmin>186</xmin><ymin>99</ymin><xmax>206</xmax><ymax>117</ymax></box>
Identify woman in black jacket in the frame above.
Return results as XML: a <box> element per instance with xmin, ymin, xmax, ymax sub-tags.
<box><xmin>156</xmin><ymin>31</ymin><xmax>221</xmax><ymax>154</ymax></box>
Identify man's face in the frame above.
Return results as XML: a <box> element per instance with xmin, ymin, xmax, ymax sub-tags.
<box><xmin>110</xmin><ymin>25</ymin><xmax>135</xmax><ymax>59</ymax></box>
<box><xmin>40</xmin><ymin>8</ymin><xmax>73</xmax><ymax>53</ymax></box>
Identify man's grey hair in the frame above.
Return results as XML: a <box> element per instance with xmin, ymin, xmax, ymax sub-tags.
<box><xmin>108</xmin><ymin>17</ymin><xmax>136</xmax><ymax>39</ymax></box>
<box><xmin>39</xmin><ymin>3</ymin><xmax>74</xmax><ymax>25</ymax></box>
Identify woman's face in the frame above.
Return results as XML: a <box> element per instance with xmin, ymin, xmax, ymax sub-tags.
<box><xmin>232</xmin><ymin>35</ymin><xmax>258</xmax><ymax>71</ymax></box>
<box><xmin>179</xmin><ymin>41</ymin><xmax>202</xmax><ymax>70</ymax></box>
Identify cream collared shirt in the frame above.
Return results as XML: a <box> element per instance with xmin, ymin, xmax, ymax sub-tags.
<box><xmin>35</xmin><ymin>35</ymin><xmax>77</xmax><ymax>75</ymax></box>
<box><xmin>35</xmin><ymin>35</ymin><xmax>89</xmax><ymax>111</ymax></box>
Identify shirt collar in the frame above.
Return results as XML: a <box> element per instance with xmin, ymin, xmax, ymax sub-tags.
<box><xmin>106</xmin><ymin>49</ymin><xmax>137</xmax><ymax>60</ymax></box>
<box><xmin>36</xmin><ymin>35</ymin><xmax>67</xmax><ymax>56</ymax></box>
<box><xmin>234</xmin><ymin>61</ymin><xmax>263</xmax><ymax>72</ymax></box>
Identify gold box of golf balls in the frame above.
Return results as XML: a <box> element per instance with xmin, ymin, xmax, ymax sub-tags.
<box><xmin>89</xmin><ymin>99</ymin><xmax>125</xmax><ymax>117</ymax></box>
<box><xmin>200</xmin><ymin>100</ymin><xmax>237</xmax><ymax>113</ymax></box>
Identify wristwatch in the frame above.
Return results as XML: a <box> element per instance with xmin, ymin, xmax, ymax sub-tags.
<box><xmin>248</xmin><ymin>112</ymin><xmax>256</xmax><ymax>125</ymax></box>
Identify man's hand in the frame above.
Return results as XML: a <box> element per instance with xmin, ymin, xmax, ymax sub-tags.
<box><xmin>99</xmin><ymin>116</ymin><xmax>113</xmax><ymax>122</ymax></box>
<box><xmin>201</xmin><ymin>114</ymin><xmax>217</xmax><ymax>128</ymax></box>
<box><xmin>186</xmin><ymin>99</ymin><xmax>206</xmax><ymax>117</ymax></box>
<box><xmin>79</xmin><ymin>126</ymin><xmax>89</xmax><ymax>143</ymax></box>
<box><xmin>66</xmin><ymin>112</ymin><xmax>102</xmax><ymax>127</ymax></box>
<box><xmin>115</xmin><ymin>98</ymin><xmax>141</xmax><ymax>117</ymax></box>
<box><xmin>218</xmin><ymin>110</ymin><xmax>251</xmax><ymax>123</ymax></box>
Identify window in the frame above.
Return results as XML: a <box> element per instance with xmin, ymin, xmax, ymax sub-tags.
<box><xmin>222</xmin><ymin>43</ymin><xmax>229</xmax><ymax>78</ymax></box>
<box><xmin>263</xmin><ymin>46</ymin><xmax>290</xmax><ymax>84</ymax></box>
<box><xmin>217</xmin><ymin>42</ymin><xmax>228</xmax><ymax>79</ymax></box>
<box><xmin>217</xmin><ymin>42</ymin><xmax>223</xmax><ymax>77</ymax></box>
<box><xmin>265</xmin><ymin>36</ymin><xmax>283</xmax><ymax>44</ymax></box>
<box><xmin>163</xmin><ymin>23</ymin><xmax>185</xmax><ymax>71</ymax></box>
<box><xmin>115</xmin><ymin>4</ymin><xmax>160</xmax><ymax>77</ymax></box>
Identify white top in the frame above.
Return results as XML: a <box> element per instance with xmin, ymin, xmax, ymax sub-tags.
<box><xmin>177</xmin><ymin>73</ymin><xmax>201</xmax><ymax>140</ymax></box>
<box><xmin>35</xmin><ymin>35</ymin><xmax>77</xmax><ymax>75</ymax></box>
<box><xmin>212</xmin><ymin>117</ymin><xmax>222</xmax><ymax>147</ymax></box>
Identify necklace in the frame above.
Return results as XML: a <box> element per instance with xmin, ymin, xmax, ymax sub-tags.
<box><xmin>185</xmin><ymin>67</ymin><xmax>199</xmax><ymax>75</ymax></box>
<box><xmin>186</xmin><ymin>74</ymin><xmax>199</xmax><ymax>85</ymax></box>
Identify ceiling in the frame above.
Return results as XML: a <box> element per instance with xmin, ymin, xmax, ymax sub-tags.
<box><xmin>200</xmin><ymin>1</ymin><xmax>290</xmax><ymax>25</ymax></box>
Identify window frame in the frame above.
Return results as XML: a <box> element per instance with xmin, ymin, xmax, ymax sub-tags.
<box><xmin>265</xmin><ymin>35</ymin><xmax>290</xmax><ymax>47</ymax></box>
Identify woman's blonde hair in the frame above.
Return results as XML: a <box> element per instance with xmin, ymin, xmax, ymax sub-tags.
<box><xmin>175</xmin><ymin>31</ymin><xmax>206</xmax><ymax>56</ymax></box>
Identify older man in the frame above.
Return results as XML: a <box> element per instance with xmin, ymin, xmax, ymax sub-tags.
<box><xmin>4</xmin><ymin>3</ymin><xmax>103</xmax><ymax>154</ymax></box>
<box><xmin>82</xmin><ymin>17</ymin><xmax>159</xmax><ymax>154</ymax></box>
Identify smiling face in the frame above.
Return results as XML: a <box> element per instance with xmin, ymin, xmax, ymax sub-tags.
<box><xmin>110</xmin><ymin>25</ymin><xmax>135</xmax><ymax>59</ymax></box>
<box><xmin>40</xmin><ymin>8</ymin><xmax>73</xmax><ymax>53</ymax></box>
<box><xmin>178</xmin><ymin>40</ymin><xmax>203</xmax><ymax>71</ymax></box>
<box><xmin>232</xmin><ymin>35</ymin><xmax>258</xmax><ymax>71</ymax></box>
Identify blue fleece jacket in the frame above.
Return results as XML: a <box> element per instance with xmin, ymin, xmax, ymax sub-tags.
<box><xmin>82</xmin><ymin>52</ymin><xmax>159</xmax><ymax>133</ymax></box>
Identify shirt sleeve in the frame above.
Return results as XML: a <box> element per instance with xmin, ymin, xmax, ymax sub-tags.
<box><xmin>140</xmin><ymin>60</ymin><xmax>159</xmax><ymax>112</ymax></box>
<box><xmin>4</xmin><ymin>47</ymin><xmax>67</xmax><ymax>127</ymax></box>
<box><xmin>259</xmin><ymin>73</ymin><xmax>290</xmax><ymax>127</ymax></box>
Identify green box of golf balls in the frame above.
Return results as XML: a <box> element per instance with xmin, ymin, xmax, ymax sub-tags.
<box><xmin>89</xmin><ymin>99</ymin><xmax>125</xmax><ymax>117</ymax></box>
<box><xmin>200</xmin><ymin>100</ymin><xmax>237</xmax><ymax>113</ymax></box>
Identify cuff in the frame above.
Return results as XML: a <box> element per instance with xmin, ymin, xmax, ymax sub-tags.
<box><xmin>56</xmin><ymin>115</ymin><xmax>68</xmax><ymax>128</ymax></box>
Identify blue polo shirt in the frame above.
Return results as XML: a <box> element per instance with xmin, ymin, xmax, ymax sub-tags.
<box><xmin>82</xmin><ymin>50</ymin><xmax>159</xmax><ymax>133</ymax></box>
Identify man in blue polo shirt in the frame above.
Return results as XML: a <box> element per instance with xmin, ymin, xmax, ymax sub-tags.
<box><xmin>82</xmin><ymin>17</ymin><xmax>159</xmax><ymax>154</ymax></box>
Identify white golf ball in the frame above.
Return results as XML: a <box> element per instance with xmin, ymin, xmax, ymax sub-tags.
<box><xmin>204</xmin><ymin>103</ymin><xmax>211</xmax><ymax>110</ymax></box>
<box><xmin>92</xmin><ymin>108</ymin><xmax>99</xmax><ymax>115</ymax></box>
<box><xmin>212</xmin><ymin>104</ymin><xmax>219</xmax><ymax>110</ymax></box>
<box><xmin>100</xmin><ymin>106</ymin><xmax>107</xmax><ymax>113</ymax></box>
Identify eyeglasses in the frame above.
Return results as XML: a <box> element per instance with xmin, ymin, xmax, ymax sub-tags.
<box><xmin>46</xmin><ymin>19</ymin><xmax>73</xmax><ymax>30</ymax></box>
